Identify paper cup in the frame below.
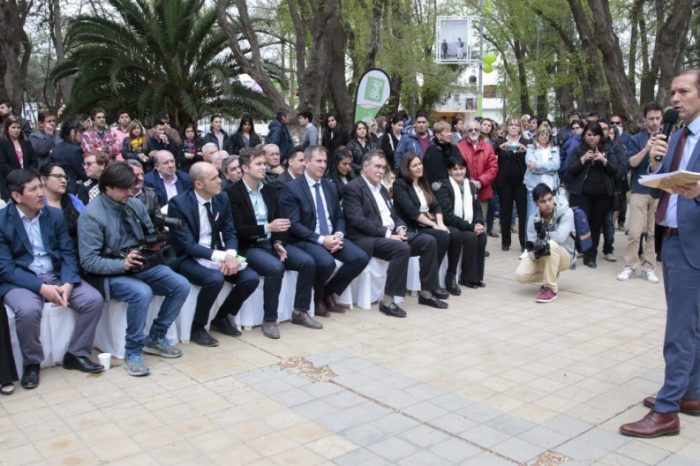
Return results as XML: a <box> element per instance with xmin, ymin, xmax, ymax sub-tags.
<box><xmin>98</xmin><ymin>353</ymin><xmax>111</xmax><ymax>370</ymax></box>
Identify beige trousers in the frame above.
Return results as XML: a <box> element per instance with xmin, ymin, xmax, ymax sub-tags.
<box><xmin>623</xmin><ymin>193</ymin><xmax>658</xmax><ymax>272</ymax></box>
<box><xmin>515</xmin><ymin>240</ymin><xmax>570</xmax><ymax>293</ymax></box>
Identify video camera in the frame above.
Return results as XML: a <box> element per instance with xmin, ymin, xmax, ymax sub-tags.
<box><xmin>532</xmin><ymin>220</ymin><xmax>551</xmax><ymax>260</ymax></box>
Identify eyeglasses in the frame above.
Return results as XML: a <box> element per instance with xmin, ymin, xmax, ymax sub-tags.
<box><xmin>83</xmin><ymin>161</ymin><xmax>97</xmax><ymax>167</ymax></box>
<box><xmin>48</xmin><ymin>174</ymin><xmax>68</xmax><ymax>180</ymax></box>
<box><xmin>466</xmin><ymin>128</ymin><xmax>480</xmax><ymax>133</ymax></box>
<box><xmin>611</xmin><ymin>121</ymin><xmax>623</xmax><ymax>126</ymax></box>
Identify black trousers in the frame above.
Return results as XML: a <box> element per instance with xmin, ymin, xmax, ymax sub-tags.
<box><xmin>570</xmin><ymin>193</ymin><xmax>614</xmax><ymax>261</ymax></box>
<box><xmin>450</xmin><ymin>229</ymin><xmax>487</xmax><ymax>284</ymax></box>
<box><xmin>417</xmin><ymin>227</ymin><xmax>449</xmax><ymax>267</ymax></box>
<box><xmin>498</xmin><ymin>180</ymin><xmax>527</xmax><ymax>249</ymax></box>
<box><xmin>0</xmin><ymin>308</ymin><xmax>18</xmax><ymax>385</ymax></box>
<box><xmin>354</xmin><ymin>232</ymin><xmax>440</xmax><ymax>296</ymax></box>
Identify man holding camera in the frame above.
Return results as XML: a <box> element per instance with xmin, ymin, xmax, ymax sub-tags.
<box><xmin>168</xmin><ymin>162</ymin><xmax>260</xmax><ymax>347</ymax></box>
<box><xmin>515</xmin><ymin>183</ymin><xmax>575</xmax><ymax>303</ymax></box>
<box><xmin>79</xmin><ymin>162</ymin><xmax>190</xmax><ymax>377</ymax></box>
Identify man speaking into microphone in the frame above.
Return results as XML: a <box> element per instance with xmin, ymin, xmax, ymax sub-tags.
<box><xmin>620</xmin><ymin>69</ymin><xmax>700</xmax><ymax>438</ymax></box>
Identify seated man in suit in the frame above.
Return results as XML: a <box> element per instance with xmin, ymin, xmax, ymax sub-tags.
<box><xmin>276</xmin><ymin>147</ymin><xmax>306</xmax><ymax>186</ymax></box>
<box><xmin>343</xmin><ymin>150</ymin><xmax>448</xmax><ymax>317</ymax></box>
<box><xmin>144</xmin><ymin>150</ymin><xmax>191</xmax><ymax>206</ymax></box>
<box><xmin>227</xmin><ymin>149</ymin><xmax>321</xmax><ymax>338</ymax></box>
<box><xmin>168</xmin><ymin>162</ymin><xmax>260</xmax><ymax>347</ymax></box>
<box><xmin>280</xmin><ymin>145</ymin><xmax>369</xmax><ymax>316</ymax></box>
<box><xmin>0</xmin><ymin>169</ymin><xmax>104</xmax><ymax>389</ymax></box>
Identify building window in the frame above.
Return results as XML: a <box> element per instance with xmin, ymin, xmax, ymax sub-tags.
<box><xmin>483</xmin><ymin>85</ymin><xmax>497</xmax><ymax>98</ymax></box>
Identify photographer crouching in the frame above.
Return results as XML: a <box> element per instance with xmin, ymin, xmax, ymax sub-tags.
<box><xmin>515</xmin><ymin>183</ymin><xmax>575</xmax><ymax>303</ymax></box>
<box><xmin>78</xmin><ymin>162</ymin><xmax>190</xmax><ymax>377</ymax></box>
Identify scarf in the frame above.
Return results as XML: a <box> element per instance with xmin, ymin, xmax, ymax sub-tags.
<box><xmin>449</xmin><ymin>177</ymin><xmax>473</xmax><ymax>223</ymax></box>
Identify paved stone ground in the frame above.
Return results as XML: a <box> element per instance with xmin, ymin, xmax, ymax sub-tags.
<box><xmin>2</xmin><ymin>231</ymin><xmax>699</xmax><ymax>465</ymax></box>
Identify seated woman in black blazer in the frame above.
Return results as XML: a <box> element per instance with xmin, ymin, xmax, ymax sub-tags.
<box><xmin>0</xmin><ymin>116</ymin><xmax>38</xmax><ymax>201</ymax></box>
<box><xmin>434</xmin><ymin>156</ymin><xmax>488</xmax><ymax>290</ymax></box>
<box><xmin>392</xmin><ymin>152</ymin><xmax>459</xmax><ymax>295</ymax></box>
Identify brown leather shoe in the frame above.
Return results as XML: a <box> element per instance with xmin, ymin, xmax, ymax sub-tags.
<box><xmin>314</xmin><ymin>301</ymin><xmax>331</xmax><ymax>317</ymax></box>
<box><xmin>322</xmin><ymin>294</ymin><xmax>345</xmax><ymax>313</ymax></box>
<box><xmin>643</xmin><ymin>396</ymin><xmax>700</xmax><ymax>416</ymax></box>
<box><xmin>619</xmin><ymin>411</ymin><xmax>680</xmax><ymax>438</ymax></box>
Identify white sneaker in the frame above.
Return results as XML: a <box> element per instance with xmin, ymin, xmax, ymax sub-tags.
<box><xmin>642</xmin><ymin>270</ymin><xmax>660</xmax><ymax>283</ymax></box>
<box><xmin>617</xmin><ymin>266</ymin><xmax>635</xmax><ymax>281</ymax></box>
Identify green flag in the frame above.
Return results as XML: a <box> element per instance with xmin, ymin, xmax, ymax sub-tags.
<box><xmin>353</xmin><ymin>69</ymin><xmax>391</xmax><ymax>123</ymax></box>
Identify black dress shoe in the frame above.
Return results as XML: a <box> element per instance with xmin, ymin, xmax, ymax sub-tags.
<box><xmin>484</xmin><ymin>250</ymin><xmax>490</xmax><ymax>257</ymax></box>
<box><xmin>63</xmin><ymin>353</ymin><xmax>105</xmax><ymax>373</ymax></box>
<box><xmin>432</xmin><ymin>288</ymin><xmax>449</xmax><ymax>300</ymax></box>
<box><xmin>501</xmin><ymin>245</ymin><xmax>510</xmax><ymax>251</ymax></box>
<box><xmin>584</xmin><ymin>260</ymin><xmax>597</xmax><ymax>269</ymax></box>
<box><xmin>461</xmin><ymin>282</ymin><xmax>479</xmax><ymax>289</ymax></box>
<box><xmin>190</xmin><ymin>328</ymin><xmax>220</xmax><ymax>347</ymax></box>
<box><xmin>478</xmin><ymin>281</ymin><xmax>486</xmax><ymax>288</ymax></box>
<box><xmin>379</xmin><ymin>302</ymin><xmax>407</xmax><ymax>318</ymax></box>
<box><xmin>211</xmin><ymin>317</ymin><xmax>242</xmax><ymax>337</ymax></box>
<box><xmin>21</xmin><ymin>364</ymin><xmax>40</xmax><ymax>389</ymax></box>
<box><xmin>418</xmin><ymin>295</ymin><xmax>448</xmax><ymax>309</ymax></box>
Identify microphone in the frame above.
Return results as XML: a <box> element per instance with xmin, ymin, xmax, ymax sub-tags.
<box><xmin>655</xmin><ymin>108</ymin><xmax>679</xmax><ymax>161</ymax></box>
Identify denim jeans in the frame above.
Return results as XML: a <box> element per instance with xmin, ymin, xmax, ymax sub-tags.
<box><xmin>603</xmin><ymin>210</ymin><xmax>615</xmax><ymax>255</ymax></box>
<box><xmin>109</xmin><ymin>265</ymin><xmax>190</xmax><ymax>358</ymax></box>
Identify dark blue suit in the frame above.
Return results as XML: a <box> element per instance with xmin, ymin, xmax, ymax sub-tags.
<box><xmin>0</xmin><ymin>204</ymin><xmax>102</xmax><ymax>365</ymax></box>
<box><xmin>280</xmin><ymin>174</ymin><xmax>369</xmax><ymax>302</ymax></box>
<box><xmin>168</xmin><ymin>188</ymin><xmax>258</xmax><ymax>330</ymax></box>
<box><xmin>654</xmin><ymin>118</ymin><xmax>700</xmax><ymax>413</ymax></box>
<box><xmin>144</xmin><ymin>170</ymin><xmax>191</xmax><ymax>206</ymax></box>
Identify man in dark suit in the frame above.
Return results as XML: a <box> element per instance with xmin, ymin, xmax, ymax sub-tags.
<box><xmin>620</xmin><ymin>69</ymin><xmax>700</xmax><ymax>438</ymax></box>
<box><xmin>275</xmin><ymin>147</ymin><xmax>306</xmax><ymax>187</ymax></box>
<box><xmin>227</xmin><ymin>149</ymin><xmax>321</xmax><ymax>337</ymax></box>
<box><xmin>343</xmin><ymin>150</ymin><xmax>447</xmax><ymax>318</ymax></box>
<box><xmin>0</xmin><ymin>169</ymin><xmax>104</xmax><ymax>389</ymax></box>
<box><xmin>280</xmin><ymin>145</ymin><xmax>369</xmax><ymax>316</ymax></box>
<box><xmin>144</xmin><ymin>150</ymin><xmax>191</xmax><ymax>206</ymax></box>
<box><xmin>168</xmin><ymin>162</ymin><xmax>259</xmax><ymax>347</ymax></box>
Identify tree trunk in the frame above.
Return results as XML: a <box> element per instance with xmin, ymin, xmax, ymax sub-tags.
<box><xmin>49</xmin><ymin>0</ymin><xmax>72</xmax><ymax>105</ymax></box>
<box><xmin>0</xmin><ymin>0</ymin><xmax>32</xmax><ymax>112</ymax></box>
<box><xmin>217</xmin><ymin>0</ymin><xmax>291</xmax><ymax>113</ymax></box>
<box><xmin>654</xmin><ymin>0</ymin><xmax>693</xmax><ymax>104</ymax></box>
<box><xmin>587</xmin><ymin>0</ymin><xmax>641</xmax><ymax>128</ymax></box>
<box><xmin>638</xmin><ymin>13</ymin><xmax>653</xmax><ymax>102</ymax></box>
<box><xmin>567</xmin><ymin>0</ymin><xmax>610</xmax><ymax>114</ymax></box>
<box><xmin>513</xmin><ymin>40</ymin><xmax>532</xmax><ymax>115</ymax></box>
<box><xmin>326</xmin><ymin>2</ymin><xmax>353</xmax><ymax>127</ymax></box>
<box><xmin>627</xmin><ymin>0</ymin><xmax>644</xmax><ymax>92</ymax></box>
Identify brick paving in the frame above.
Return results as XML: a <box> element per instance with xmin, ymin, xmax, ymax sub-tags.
<box><xmin>1</xmin><ymin>231</ymin><xmax>699</xmax><ymax>465</ymax></box>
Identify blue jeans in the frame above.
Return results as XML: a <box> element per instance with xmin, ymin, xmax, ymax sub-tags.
<box><xmin>603</xmin><ymin>210</ymin><xmax>615</xmax><ymax>255</ymax></box>
<box><xmin>109</xmin><ymin>265</ymin><xmax>190</xmax><ymax>358</ymax></box>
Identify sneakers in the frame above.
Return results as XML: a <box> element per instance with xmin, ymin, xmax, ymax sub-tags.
<box><xmin>642</xmin><ymin>270</ymin><xmax>660</xmax><ymax>283</ymax></box>
<box><xmin>604</xmin><ymin>253</ymin><xmax>617</xmax><ymax>262</ymax></box>
<box><xmin>143</xmin><ymin>337</ymin><xmax>183</xmax><ymax>359</ymax></box>
<box><xmin>617</xmin><ymin>266</ymin><xmax>635</xmax><ymax>281</ymax></box>
<box><xmin>124</xmin><ymin>354</ymin><xmax>150</xmax><ymax>377</ymax></box>
<box><xmin>535</xmin><ymin>286</ymin><xmax>558</xmax><ymax>303</ymax></box>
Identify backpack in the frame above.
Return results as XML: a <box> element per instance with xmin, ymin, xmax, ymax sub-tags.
<box><xmin>571</xmin><ymin>206</ymin><xmax>593</xmax><ymax>253</ymax></box>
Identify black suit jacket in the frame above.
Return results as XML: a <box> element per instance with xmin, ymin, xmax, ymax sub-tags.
<box><xmin>226</xmin><ymin>179</ymin><xmax>287</xmax><ymax>253</ymax></box>
<box><xmin>279</xmin><ymin>174</ymin><xmax>345</xmax><ymax>243</ymax></box>
<box><xmin>0</xmin><ymin>139</ymin><xmax>38</xmax><ymax>200</ymax></box>
<box><xmin>434</xmin><ymin>178</ymin><xmax>483</xmax><ymax>231</ymax></box>
<box><xmin>391</xmin><ymin>178</ymin><xmax>442</xmax><ymax>231</ymax></box>
<box><xmin>167</xmin><ymin>188</ymin><xmax>238</xmax><ymax>268</ymax></box>
<box><xmin>342</xmin><ymin>176</ymin><xmax>406</xmax><ymax>239</ymax></box>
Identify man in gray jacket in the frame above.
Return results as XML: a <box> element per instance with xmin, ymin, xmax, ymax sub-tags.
<box><xmin>78</xmin><ymin>162</ymin><xmax>190</xmax><ymax>377</ymax></box>
<box><xmin>515</xmin><ymin>183</ymin><xmax>575</xmax><ymax>303</ymax></box>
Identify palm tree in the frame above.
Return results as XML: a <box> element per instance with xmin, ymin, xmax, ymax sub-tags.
<box><xmin>51</xmin><ymin>0</ymin><xmax>273</xmax><ymax>128</ymax></box>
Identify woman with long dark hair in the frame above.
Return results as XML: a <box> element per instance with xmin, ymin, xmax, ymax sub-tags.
<box><xmin>178</xmin><ymin>122</ymin><xmax>203</xmax><ymax>173</ymax></box>
<box><xmin>0</xmin><ymin>116</ymin><xmax>38</xmax><ymax>200</ymax></box>
<box><xmin>321</xmin><ymin>111</ymin><xmax>349</xmax><ymax>158</ymax></box>
<box><xmin>380</xmin><ymin>114</ymin><xmax>404</xmax><ymax>170</ymax></box>
<box><xmin>324</xmin><ymin>146</ymin><xmax>355</xmax><ymax>198</ymax></box>
<box><xmin>392</xmin><ymin>152</ymin><xmax>453</xmax><ymax>297</ymax></box>
<box><xmin>346</xmin><ymin>121</ymin><xmax>378</xmax><ymax>174</ymax></box>
<box><xmin>230</xmin><ymin>114</ymin><xmax>261</xmax><ymax>155</ymax></box>
<box><xmin>567</xmin><ymin>121</ymin><xmax>619</xmax><ymax>268</ymax></box>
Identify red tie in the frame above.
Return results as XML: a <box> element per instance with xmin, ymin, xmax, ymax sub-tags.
<box><xmin>655</xmin><ymin>127</ymin><xmax>690</xmax><ymax>224</ymax></box>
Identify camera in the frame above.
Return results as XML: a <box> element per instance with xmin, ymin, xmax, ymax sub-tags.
<box><xmin>105</xmin><ymin>231</ymin><xmax>176</xmax><ymax>274</ymax></box>
<box><xmin>532</xmin><ymin>220</ymin><xmax>551</xmax><ymax>260</ymax></box>
<box><xmin>153</xmin><ymin>214</ymin><xmax>184</xmax><ymax>231</ymax></box>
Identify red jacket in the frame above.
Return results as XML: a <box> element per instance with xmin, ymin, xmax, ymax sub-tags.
<box><xmin>457</xmin><ymin>138</ymin><xmax>499</xmax><ymax>201</ymax></box>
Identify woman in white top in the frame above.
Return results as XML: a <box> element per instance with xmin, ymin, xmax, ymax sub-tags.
<box><xmin>434</xmin><ymin>156</ymin><xmax>488</xmax><ymax>289</ymax></box>
<box><xmin>524</xmin><ymin>124</ymin><xmax>560</xmax><ymax>217</ymax></box>
<box><xmin>392</xmin><ymin>152</ymin><xmax>457</xmax><ymax>294</ymax></box>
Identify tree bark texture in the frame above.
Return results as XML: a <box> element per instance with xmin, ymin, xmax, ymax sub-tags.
<box><xmin>0</xmin><ymin>0</ymin><xmax>32</xmax><ymax>111</ymax></box>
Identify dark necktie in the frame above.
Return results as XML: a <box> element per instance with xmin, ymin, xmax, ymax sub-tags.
<box><xmin>656</xmin><ymin>127</ymin><xmax>690</xmax><ymax>224</ymax></box>
<box><xmin>204</xmin><ymin>201</ymin><xmax>222</xmax><ymax>249</ymax></box>
<box><xmin>313</xmin><ymin>182</ymin><xmax>330</xmax><ymax>235</ymax></box>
